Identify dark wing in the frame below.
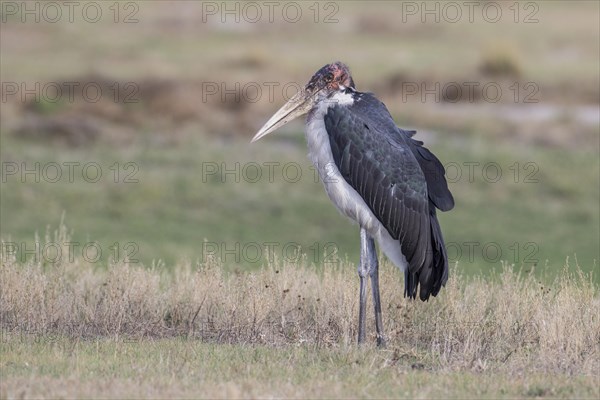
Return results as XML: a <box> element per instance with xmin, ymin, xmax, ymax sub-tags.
<box><xmin>402</xmin><ymin>129</ymin><xmax>454</xmax><ymax>212</ymax></box>
<box><xmin>324</xmin><ymin>92</ymin><xmax>432</xmax><ymax>278</ymax></box>
<box><xmin>324</xmin><ymin>91</ymin><xmax>453</xmax><ymax>300</ymax></box>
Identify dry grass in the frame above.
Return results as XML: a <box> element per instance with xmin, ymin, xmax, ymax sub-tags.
<box><xmin>1</xmin><ymin>225</ymin><xmax>598</xmax><ymax>377</ymax></box>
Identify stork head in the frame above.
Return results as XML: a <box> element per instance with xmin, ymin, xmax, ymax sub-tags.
<box><xmin>251</xmin><ymin>62</ymin><xmax>354</xmax><ymax>142</ymax></box>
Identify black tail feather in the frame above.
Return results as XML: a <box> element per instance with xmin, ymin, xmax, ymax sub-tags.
<box><xmin>404</xmin><ymin>208</ymin><xmax>449</xmax><ymax>301</ymax></box>
<box><xmin>404</xmin><ymin>269</ymin><xmax>417</xmax><ymax>299</ymax></box>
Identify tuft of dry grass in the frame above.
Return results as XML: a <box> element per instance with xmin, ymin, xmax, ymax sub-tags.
<box><xmin>1</xmin><ymin>226</ymin><xmax>598</xmax><ymax>376</ymax></box>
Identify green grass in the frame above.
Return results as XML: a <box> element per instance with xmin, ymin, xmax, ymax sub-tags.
<box><xmin>1</xmin><ymin>335</ymin><xmax>597</xmax><ymax>399</ymax></box>
<box><xmin>1</xmin><ymin>130</ymin><xmax>598</xmax><ymax>280</ymax></box>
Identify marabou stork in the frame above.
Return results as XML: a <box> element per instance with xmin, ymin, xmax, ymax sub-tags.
<box><xmin>252</xmin><ymin>62</ymin><xmax>454</xmax><ymax>346</ymax></box>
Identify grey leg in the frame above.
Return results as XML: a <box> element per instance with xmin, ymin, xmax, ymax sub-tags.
<box><xmin>357</xmin><ymin>229</ymin><xmax>370</xmax><ymax>345</ymax></box>
<box><xmin>357</xmin><ymin>228</ymin><xmax>386</xmax><ymax>347</ymax></box>
<box><xmin>369</xmin><ymin>250</ymin><xmax>386</xmax><ymax>347</ymax></box>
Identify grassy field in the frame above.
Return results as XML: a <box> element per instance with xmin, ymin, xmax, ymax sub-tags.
<box><xmin>1</xmin><ymin>128</ymin><xmax>598</xmax><ymax>279</ymax></box>
<box><xmin>1</xmin><ymin>1</ymin><xmax>599</xmax><ymax>398</ymax></box>
<box><xmin>1</xmin><ymin>231</ymin><xmax>598</xmax><ymax>398</ymax></box>
<box><xmin>2</xmin><ymin>338</ymin><xmax>597</xmax><ymax>399</ymax></box>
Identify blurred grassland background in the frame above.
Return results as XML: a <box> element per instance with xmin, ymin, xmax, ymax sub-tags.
<box><xmin>1</xmin><ymin>0</ymin><xmax>599</xmax><ymax>279</ymax></box>
<box><xmin>1</xmin><ymin>1</ymin><xmax>599</xmax><ymax>398</ymax></box>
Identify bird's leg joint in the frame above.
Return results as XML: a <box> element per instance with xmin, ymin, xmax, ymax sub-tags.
<box><xmin>358</xmin><ymin>229</ymin><xmax>373</xmax><ymax>278</ymax></box>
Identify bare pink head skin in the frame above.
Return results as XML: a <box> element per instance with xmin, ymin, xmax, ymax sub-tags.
<box><xmin>306</xmin><ymin>61</ymin><xmax>356</xmax><ymax>93</ymax></box>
